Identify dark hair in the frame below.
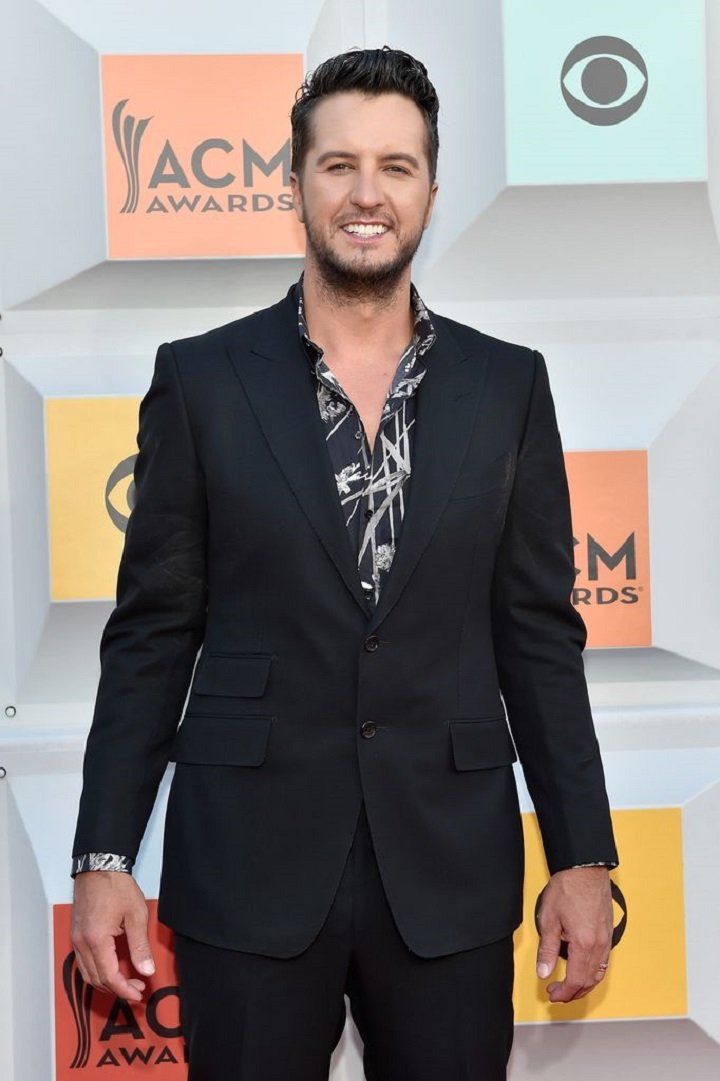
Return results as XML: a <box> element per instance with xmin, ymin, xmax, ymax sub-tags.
<box><xmin>291</xmin><ymin>47</ymin><xmax>440</xmax><ymax>180</ymax></box>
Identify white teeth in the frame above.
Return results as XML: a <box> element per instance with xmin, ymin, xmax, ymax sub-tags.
<box><xmin>344</xmin><ymin>224</ymin><xmax>388</xmax><ymax>236</ymax></box>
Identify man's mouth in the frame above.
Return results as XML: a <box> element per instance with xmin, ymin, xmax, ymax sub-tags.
<box><xmin>341</xmin><ymin>223</ymin><xmax>390</xmax><ymax>237</ymax></box>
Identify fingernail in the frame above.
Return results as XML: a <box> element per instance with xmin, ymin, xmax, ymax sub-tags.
<box><xmin>537</xmin><ymin>963</ymin><xmax>551</xmax><ymax>979</ymax></box>
<box><xmin>138</xmin><ymin>960</ymin><xmax>155</xmax><ymax>975</ymax></box>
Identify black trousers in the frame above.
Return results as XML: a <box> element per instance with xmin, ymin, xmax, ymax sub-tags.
<box><xmin>174</xmin><ymin>803</ymin><xmax>514</xmax><ymax>1081</ymax></box>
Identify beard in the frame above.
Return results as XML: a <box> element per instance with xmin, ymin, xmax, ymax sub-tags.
<box><xmin>303</xmin><ymin>212</ymin><xmax>427</xmax><ymax>305</ymax></box>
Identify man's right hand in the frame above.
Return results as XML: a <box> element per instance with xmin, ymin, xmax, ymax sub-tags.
<box><xmin>72</xmin><ymin>872</ymin><xmax>155</xmax><ymax>1003</ymax></box>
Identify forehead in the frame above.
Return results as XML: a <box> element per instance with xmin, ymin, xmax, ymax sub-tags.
<box><xmin>307</xmin><ymin>91</ymin><xmax>427</xmax><ymax>154</ymax></box>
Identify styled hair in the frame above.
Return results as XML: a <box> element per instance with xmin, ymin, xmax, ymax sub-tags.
<box><xmin>290</xmin><ymin>47</ymin><xmax>440</xmax><ymax>180</ymax></box>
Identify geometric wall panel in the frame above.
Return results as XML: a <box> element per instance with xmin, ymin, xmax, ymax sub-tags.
<box><xmin>504</xmin><ymin>0</ymin><xmax>707</xmax><ymax>185</ymax></box>
<box><xmin>515</xmin><ymin>808</ymin><xmax>685</xmax><ymax>1023</ymax></box>
<box><xmin>46</xmin><ymin>397</ymin><xmax>140</xmax><ymax>601</ymax></box>
<box><xmin>102</xmin><ymin>55</ymin><xmax>305</xmax><ymax>259</ymax></box>
<box><xmin>650</xmin><ymin>362</ymin><xmax>720</xmax><ymax>671</ymax></box>
<box><xmin>566</xmin><ymin>451</ymin><xmax>651</xmax><ymax>648</ymax></box>
<box><xmin>53</xmin><ymin>901</ymin><xmax>183</xmax><ymax>1076</ymax></box>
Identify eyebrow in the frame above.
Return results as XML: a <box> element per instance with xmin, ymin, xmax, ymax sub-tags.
<box><xmin>315</xmin><ymin>150</ymin><xmax>421</xmax><ymax>169</ymax></box>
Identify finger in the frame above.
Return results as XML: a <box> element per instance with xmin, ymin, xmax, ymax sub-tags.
<box><xmin>73</xmin><ymin>949</ymin><xmax>96</xmax><ymax>988</ymax></box>
<box><xmin>72</xmin><ymin>939</ymin><xmax>104</xmax><ymax>992</ymax></box>
<box><xmin>593</xmin><ymin>958</ymin><xmax>610</xmax><ymax>983</ymax></box>
<box><xmin>92</xmin><ymin>935</ymin><xmax>145</xmax><ymax>1003</ymax></box>
<box><xmin>547</xmin><ymin>939</ymin><xmax>595</xmax><ymax>1002</ymax></box>
<box><xmin>536</xmin><ymin>927</ymin><xmax>562</xmax><ymax>980</ymax></box>
<box><xmin>124</xmin><ymin>906</ymin><xmax>156</xmax><ymax>979</ymax></box>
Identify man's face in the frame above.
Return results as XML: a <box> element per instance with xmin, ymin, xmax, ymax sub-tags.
<box><xmin>290</xmin><ymin>91</ymin><xmax>438</xmax><ymax>296</ymax></box>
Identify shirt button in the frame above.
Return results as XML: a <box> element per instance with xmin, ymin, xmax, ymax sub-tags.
<box><xmin>360</xmin><ymin>721</ymin><xmax>377</xmax><ymax>739</ymax></box>
<box><xmin>364</xmin><ymin>508</ymin><xmax>374</xmax><ymax>520</ymax></box>
<box><xmin>354</xmin><ymin>430</ymin><xmax>363</xmax><ymax>440</ymax></box>
<box><xmin>364</xmin><ymin>634</ymin><xmax>380</xmax><ymax>652</ymax></box>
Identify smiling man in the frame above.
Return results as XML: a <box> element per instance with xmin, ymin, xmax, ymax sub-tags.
<box><xmin>71</xmin><ymin>48</ymin><xmax>618</xmax><ymax>1081</ymax></box>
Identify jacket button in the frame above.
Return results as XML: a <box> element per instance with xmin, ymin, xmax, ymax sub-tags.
<box><xmin>360</xmin><ymin>721</ymin><xmax>377</xmax><ymax>739</ymax></box>
<box><xmin>364</xmin><ymin>634</ymin><xmax>379</xmax><ymax>652</ymax></box>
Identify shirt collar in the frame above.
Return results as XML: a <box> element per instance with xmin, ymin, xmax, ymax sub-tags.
<box><xmin>293</xmin><ymin>273</ymin><xmax>436</xmax><ymax>366</ymax></box>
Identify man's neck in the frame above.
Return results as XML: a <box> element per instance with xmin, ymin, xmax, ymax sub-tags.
<box><xmin>301</xmin><ymin>262</ymin><xmax>415</xmax><ymax>361</ymax></box>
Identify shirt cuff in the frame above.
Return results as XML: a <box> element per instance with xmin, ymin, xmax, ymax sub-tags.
<box><xmin>71</xmin><ymin>853</ymin><xmax>134</xmax><ymax>878</ymax></box>
<box><xmin>570</xmin><ymin>861</ymin><xmax>618</xmax><ymax>869</ymax></box>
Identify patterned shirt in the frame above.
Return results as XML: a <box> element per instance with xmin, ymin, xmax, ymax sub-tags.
<box><xmin>296</xmin><ymin>276</ymin><xmax>436</xmax><ymax>606</ymax></box>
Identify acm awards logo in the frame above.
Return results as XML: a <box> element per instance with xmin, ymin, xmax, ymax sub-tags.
<box><xmin>573</xmin><ymin>530</ymin><xmax>640</xmax><ymax>608</ymax></box>
<box><xmin>62</xmin><ymin>952</ymin><xmax>185</xmax><ymax>1070</ymax></box>
<box><xmin>105</xmin><ymin>454</ymin><xmax>136</xmax><ymax>532</ymax></box>
<box><xmin>111</xmin><ymin>98</ymin><xmax>294</xmax><ymax>217</ymax></box>
<box><xmin>561</xmin><ymin>36</ymin><xmax>648</xmax><ymax>125</ymax></box>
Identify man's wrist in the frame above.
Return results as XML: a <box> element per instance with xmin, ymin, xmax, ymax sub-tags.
<box><xmin>71</xmin><ymin>853</ymin><xmax>134</xmax><ymax>878</ymax></box>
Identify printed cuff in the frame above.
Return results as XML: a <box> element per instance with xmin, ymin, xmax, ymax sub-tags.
<box><xmin>71</xmin><ymin>853</ymin><xmax>134</xmax><ymax>878</ymax></box>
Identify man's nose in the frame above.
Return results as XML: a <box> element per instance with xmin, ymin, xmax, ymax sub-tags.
<box><xmin>350</xmin><ymin>169</ymin><xmax>383</xmax><ymax>208</ymax></box>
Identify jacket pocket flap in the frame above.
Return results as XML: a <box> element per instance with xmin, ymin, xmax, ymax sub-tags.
<box><xmin>192</xmin><ymin>653</ymin><xmax>272</xmax><ymax>697</ymax></box>
<box><xmin>449</xmin><ymin>717</ymin><xmax>517</xmax><ymax>770</ymax></box>
<box><xmin>171</xmin><ymin>714</ymin><xmax>273</xmax><ymax>766</ymax></box>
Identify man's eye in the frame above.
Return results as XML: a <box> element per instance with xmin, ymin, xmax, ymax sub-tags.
<box><xmin>387</xmin><ymin>165</ymin><xmax>409</xmax><ymax>174</ymax></box>
<box><xmin>329</xmin><ymin>162</ymin><xmax>351</xmax><ymax>171</ymax></box>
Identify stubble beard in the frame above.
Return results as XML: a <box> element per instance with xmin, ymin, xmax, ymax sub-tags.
<box><xmin>303</xmin><ymin>212</ymin><xmax>427</xmax><ymax>306</ymax></box>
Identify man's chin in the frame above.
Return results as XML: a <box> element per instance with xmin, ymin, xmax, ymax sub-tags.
<box><xmin>313</xmin><ymin>248</ymin><xmax>415</xmax><ymax>294</ymax></box>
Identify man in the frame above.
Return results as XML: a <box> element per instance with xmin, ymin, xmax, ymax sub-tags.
<box><xmin>72</xmin><ymin>47</ymin><xmax>618</xmax><ymax>1080</ymax></box>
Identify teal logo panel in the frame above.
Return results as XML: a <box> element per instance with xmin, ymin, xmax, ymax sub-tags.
<box><xmin>504</xmin><ymin>0</ymin><xmax>707</xmax><ymax>184</ymax></box>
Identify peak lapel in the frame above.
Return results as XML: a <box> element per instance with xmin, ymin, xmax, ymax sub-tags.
<box><xmin>369</xmin><ymin>323</ymin><xmax>489</xmax><ymax>630</ymax></box>
<box><xmin>227</xmin><ymin>296</ymin><xmax>370</xmax><ymax>615</ymax></box>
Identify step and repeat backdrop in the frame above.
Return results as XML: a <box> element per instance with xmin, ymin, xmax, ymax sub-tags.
<box><xmin>1</xmin><ymin>1</ymin><xmax>720</xmax><ymax>1080</ymax></box>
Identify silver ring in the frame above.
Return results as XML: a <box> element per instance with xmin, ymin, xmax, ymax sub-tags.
<box><xmin>598</xmin><ymin>962</ymin><xmax>609</xmax><ymax>970</ymax></box>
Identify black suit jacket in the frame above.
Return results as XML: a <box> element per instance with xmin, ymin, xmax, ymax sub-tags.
<box><xmin>73</xmin><ymin>285</ymin><xmax>618</xmax><ymax>958</ymax></box>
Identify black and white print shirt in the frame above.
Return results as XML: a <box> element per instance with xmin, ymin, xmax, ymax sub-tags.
<box><xmin>296</xmin><ymin>276</ymin><xmax>437</xmax><ymax>607</ymax></box>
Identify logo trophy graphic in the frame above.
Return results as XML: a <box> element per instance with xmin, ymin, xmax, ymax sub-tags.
<box><xmin>112</xmin><ymin>99</ymin><xmax>152</xmax><ymax>213</ymax></box>
<box><xmin>62</xmin><ymin>951</ymin><xmax>94</xmax><ymax>1069</ymax></box>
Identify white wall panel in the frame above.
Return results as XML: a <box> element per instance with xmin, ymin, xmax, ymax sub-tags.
<box><xmin>650</xmin><ymin>361</ymin><xmax>720</xmax><ymax>670</ymax></box>
<box><xmin>0</xmin><ymin>0</ymin><xmax>105</xmax><ymax>308</ymax></box>
<box><xmin>39</xmin><ymin>0</ymin><xmax>326</xmax><ymax>52</ymax></box>
<box><xmin>684</xmin><ymin>779</ymin><xmax>720</xmax><ymax>1044</ymax></box>
<box><xmin>386</xmin><ymin>0</ymin><xmax>506</xmax><ymax>271</ymax></box>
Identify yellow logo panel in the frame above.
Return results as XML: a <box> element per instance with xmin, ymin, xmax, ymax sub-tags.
<box><xmin>514</xmin><ymin>808</ymin><xmax>686</xmax><ymax>1022</ymax></box>
<box><xmin>46</xmin><ymin>397</ymin><xmax>141</xmax><ymax>601</ymax></box>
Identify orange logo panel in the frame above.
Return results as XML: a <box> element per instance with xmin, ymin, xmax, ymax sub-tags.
<box><xmin>566</xmin><ymin>450</ymin><xmax>651</xmax><ymax>648</ymax></box>
<box><xmin>102</xmin><ymin>54</ymin><xmax>305</xmax><ymax>258</ymax></box>
<box><xmin>54</xmin><ymin>902</ymin><xmax>186</xmax><ymax>1076</ymax></box>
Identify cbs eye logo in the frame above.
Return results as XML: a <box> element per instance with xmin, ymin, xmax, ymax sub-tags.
<box><xmin>105</xmin><ymin>454</ymin><xmax>137</xmax><ymax>532</ymax></box>
<box><xmin>561</xmin><ymin>36</ymin><xmax>648</xmax><ymax>125</ymax></box>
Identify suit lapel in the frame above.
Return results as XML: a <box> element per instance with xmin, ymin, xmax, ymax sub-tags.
<box><xmin>227</xmin><ymin>292</ymin><xmax>371</xmax><ymax>615</ymax></box>
<box><xmin>368</xmin><ymin>322</ymin><xmax>489</xmax><ymax>630</ymax></box>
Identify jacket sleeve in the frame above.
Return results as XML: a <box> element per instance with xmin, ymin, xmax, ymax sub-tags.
<box><xmin>73</xmin><ymin>342</ymin><xmax>208</xmax><ymax>861</ymax></box>
<box><xmin>491</xmin><ymin>350</ymin><xmax>618</xmax><ymax>874</ymax></box>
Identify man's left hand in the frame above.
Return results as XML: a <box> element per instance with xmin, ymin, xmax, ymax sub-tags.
<box><xmin>535</xmin><ymin>866</ymin><xmax>613</xmax><ymax>1003</ymax></box>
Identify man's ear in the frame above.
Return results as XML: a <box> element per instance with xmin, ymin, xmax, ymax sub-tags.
<box><xmin>289</xmin><ymin>171</ymin><xmax>305</xmax><ymax>224</ymax></box>
<box><xmin>423</xmin><ymin>181</ymin><xmax>439</xmax><ymax>230</ymax></box>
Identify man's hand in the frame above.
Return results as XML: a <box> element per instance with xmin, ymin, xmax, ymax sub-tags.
<box><xmin>535</xmin><ymin>866</ymin><xmax>613</xmax><ymax>1003</ymax></box>
<box><xmin>72</xmin><ymin>872</ymin><xmax>155</xmax><ymax>1003</ymax></box>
